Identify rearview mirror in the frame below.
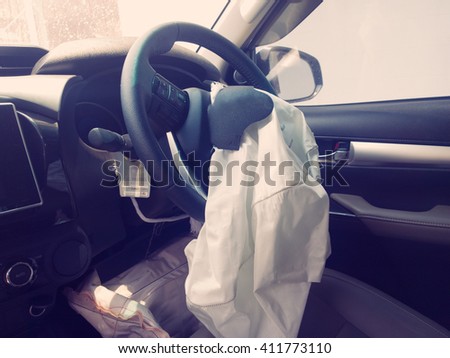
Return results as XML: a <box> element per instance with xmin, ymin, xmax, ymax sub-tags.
<box><xmin>255</xmin><ymin>46</ymin><xmax>323</xmax><ymax>103</ymax></box>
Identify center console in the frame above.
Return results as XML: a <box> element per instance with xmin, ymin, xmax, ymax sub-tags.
<box><xmin>0</xmin><ymin>103</ymin><xmax>90</xmax><ymax>336</ymax></box>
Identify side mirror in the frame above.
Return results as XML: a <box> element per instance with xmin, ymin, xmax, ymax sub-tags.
<box><xmin>255</xmin><ymin>46</ymin><xmax>323</xmax><ymax>103</ymax></box>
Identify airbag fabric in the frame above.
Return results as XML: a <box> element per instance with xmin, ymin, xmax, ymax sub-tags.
<box><xmin>185</xmin><ymin>91</ymin><xmax>330</xmax><ymax>337</ymax></box>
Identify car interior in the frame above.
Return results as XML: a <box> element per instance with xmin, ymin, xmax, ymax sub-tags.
<box><xmin>0</xmin><ymin>0</ymin><xmax>449</xmax><ymax>338</ymax></box>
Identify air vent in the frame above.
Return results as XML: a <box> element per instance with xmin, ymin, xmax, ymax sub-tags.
<box><xmin>0</xmin><ymin>46</ymin><xmax>48</xmax><ymax>76</ymax></box>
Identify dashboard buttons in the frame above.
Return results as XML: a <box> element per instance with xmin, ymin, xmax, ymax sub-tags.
<box><xmin>4</xmin><ymin>261</ymin><xmax>35</xmax><ymax>288</ymax></box>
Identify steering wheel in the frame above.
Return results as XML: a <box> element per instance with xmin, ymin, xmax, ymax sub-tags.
<box><xmin>121</xmin><ymin>22</ymin><xmax>275</xmax><ymax>222</ymax></box>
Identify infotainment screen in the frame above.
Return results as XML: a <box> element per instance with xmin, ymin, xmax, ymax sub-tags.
<box><xmin>0</xmin><ymin>103</ymin><xmax>43</xmax><ymax>215</ymax></box>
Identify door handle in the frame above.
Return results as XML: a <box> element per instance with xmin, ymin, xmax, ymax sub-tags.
<box><xmin>331</xmin><ymin>194</ymin><xmax>450</xmax><ymax>245</ymax></box>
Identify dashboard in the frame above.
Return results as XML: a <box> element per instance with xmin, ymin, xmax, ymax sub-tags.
<box><xmin>0</xmin><ymin>38</ymin><xmax>220</xmax><ymax>336</ymax></box>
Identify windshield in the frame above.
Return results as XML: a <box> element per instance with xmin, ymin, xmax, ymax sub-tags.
<box><xmin>0</xmin><ymin>0</ymin><xmax>228</xmax><ymax>49</ymax></box>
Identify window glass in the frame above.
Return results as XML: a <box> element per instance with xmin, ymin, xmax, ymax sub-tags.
<box><xmin>274</xmin><ymin>0</ymin><xmax>450</xmax><ymax>105</ymax></box>
<box><xmin>0</xmin><ymin>0</ymin><xmax>227</xmax><ymax>49</ymax></box>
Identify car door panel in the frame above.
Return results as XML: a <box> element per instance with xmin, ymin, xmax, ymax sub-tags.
<box><xmin>300</xmin><ymin>97</ymin><xmax>450</xmax><ymax>329</ymax></box>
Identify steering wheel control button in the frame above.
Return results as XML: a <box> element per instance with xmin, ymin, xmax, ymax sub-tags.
<box><xmin>4</xmin><ymin>262</ymin><xmax>35</xmax><ymax>288</ymax></box>
<box><xmin>150</xmin><ymin>75</ymin><xmax>189</xmax><ymax>135</ymax></box>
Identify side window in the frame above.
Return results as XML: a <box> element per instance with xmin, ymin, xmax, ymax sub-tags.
<box><xmin>273</xmin><ymin>0</ymin><xmax>450</xmax><ymax>105</ymax></box>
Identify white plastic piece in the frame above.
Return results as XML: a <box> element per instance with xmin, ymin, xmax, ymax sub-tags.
<box><xmin>119</xmin><ymin>159</ymin><xmax>151</xmax><ymax>198</ymax></box>
<box><xmin>112</xmin><ymin>151</ymin><xmax>189</xmax><ymax>223</ymax></box>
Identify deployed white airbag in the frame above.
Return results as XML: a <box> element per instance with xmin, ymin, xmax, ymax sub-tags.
<box><xmin>185</xmin><ymin>91</ymin><xmax>331</xmax><ymax>338</ymax></box>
